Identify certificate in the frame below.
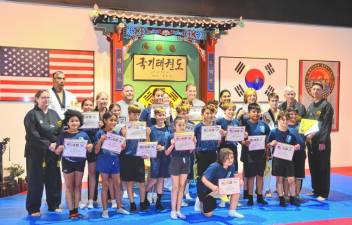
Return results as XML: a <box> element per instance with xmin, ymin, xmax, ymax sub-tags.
<box><xmin>299</xmin><ymin>119</ymin><xmax>319</xmax><ymax>136</ymax></box>
<box><xmin>136</xmin><ymin>142</ymin><xmax>157</xmax><ymax>158</ymax></box>
<box><xmin>174</xmin><ymin>132</ymin><xmax>195</xmax><ymax>151</ymax></box>
<box><xmin>101</xmin><ymin>132</ymin><xmax>125</xmax><ymax>154</ymax></box>
<box><xmin>189</xmin><ymin>106</ymin><xmax>202</xmax><ymax>121</ymax></box>
<box><xmin>126</xmin><ymin>121</ymin><xmax>147</xmax><ymax>139</ymax></box>
<box><xmin>118</xmin><ymin>116</ymin><xmax>127</xmax><ymax>125</ymax></box>
<box><xmin>248</xmin><ymin>135</ymin><xmax>266</xmax><ymax>151</ymax></box>
<box><xmin>201</xmin><ymin>125</ymin><xmax>221</xmax><ymax>141</ymax></box>
<box><xmin>185</xmin><ymin>123</ymin><xmax>195</xmax><ymax>132</ymax></box>
<box><xmin>226</xmin><ymin>126</ymin><xmax>245</xmax><ymax>142</ymax></box>
<box><xmin>218</xmin><ymin>177</ymin><xmax>240</xmax><ymax>195</ymax></box>
<box><xmin>63</xmin><ymin>138</ymin><xmax>88</xmax><ymax>158</ymax></box>
<box><xmin>81</xmin><ymin>112</ymin><xmax>100</xmax><ymax>129</ymax></box>
<box><xmin>150</xmin><ymin>104</ymin><xmax>171</xmax><ymax>118</ymax></box>
<box><xmin>273</xmin><ymin>142</ymin><xmax>295</xmax><ymax>161</ymax></box>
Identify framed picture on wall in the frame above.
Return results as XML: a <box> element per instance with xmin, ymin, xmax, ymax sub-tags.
<box><xmin>299</xmin><ymin>60</ymin><xmax>340</xmax><ymax>131</ymax></box>
<box><xmin>219</xmin><ymin>56</ymin><xmax>288</xmax><ymax>103</ymax></box>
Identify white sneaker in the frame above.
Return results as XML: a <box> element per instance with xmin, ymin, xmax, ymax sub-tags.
<box><xmin>54</xmin><ymin>208</ymin><xmax>62</xmax><ymax>213</ymax></box>
<box><xmin>152</xmin><ymin>192</ymin><xmax>157</xmax><ymax>203</ymax></box>
<box><xmin>181</xmin><ymin>200</ymin><xmax>188</xmax><ymax>207</ymax></box>
<box><xmin>194</xmin><ymin>197</ymin><xmax>200</xmax><ymax>212</ymax></box>
<box><xmin>87</xmin><ymin>200</ymin><xmax>94</xmax><ymax>209</ymax></box>
<box><xmin>185</xmin><ymin>193</ymin><xmax>193</xmax><ymax>200</ymax></box>
<box><xmin>102</xmin><ymin>210</ymin><xmax>109</xmax><ymax>218</ymax></box>
<box><xmin>176</xmin><ymin>211</ymin><xmax>186</xmax><ymax>219</ymax></box>
<box><xmin>228</xmin><ymin>210</ymin><xmax>244</xmax><ymax>218</ymax></box>
<box><xmin>170</xmin><ymin>211</ymin><xmax>178</xmax><ymax>219</ymax></box>
<box><xmin>316</xmin><ymin>196</ymin><xmax>326</xmax><ymax>202</ymax></box>
<box><xmin>219</xmin><ymin>200</ymin><xmax>226</xmax><ymax>208</ymax></box>
<box><xmin>79</xmin><ymin>201</ymin><xmax>86</xmax><ymax>209</ymax></box>
<box><xmin>123</xmin><ymin>191</ymin><xmax>128</xmax><ymax>199</ymax></box>
<box><xmin>147</xmin><ymin>192</ymin><xmax>153</xmax><ymax>204</ymax></box>
<box><xmin>117</xmin><ymin>207</ymin><xmax>130</xmax><ymax>215</ymax></box>
<box><xmin>111</xmin><ymin>200</ymin><xmax>117</xmax><ymax>209</ymax></box>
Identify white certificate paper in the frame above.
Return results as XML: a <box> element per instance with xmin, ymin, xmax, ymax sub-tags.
<box><xmin>188</xmin><ymin>106</ymin><xmax>202</xmax><ymax>121</ymax></box>
<box><xmin>126</xmin><ymin>121</ymin><xmax>147</xmax><ymax>139</ymax></box>
<box><xmin>201</xmin><ymin>125</ymin><xmax>221</xmax><ymax>141</ymax></box>
<box><xmin>248</xmin><ymin>135</ymin><xmax>266</xmax><ymax>151</ymax></box>
<box><xmin>218</xmin><ymin>177</ymin><xmax>240</xmax><ymax>195</ymax></box>
<box><xmin>273</xmin><ymin>142</ymin><xmax>295</xmax><ymax>161</ymax></box>
<box><xmin>150</xmin><ymin>104</ymin><xmax>171</xmax><ymax>118</ymax></box>
<box><xmin>101</xmin><ymin>132</ymin><xmax>125</xmax><ymax>154</ymax></box>
<box><xmin>81</xmin><ymin>112</ymin><xmax>100</xmax><ymax>129</ymax></box>
<box><xmin>174</xmin><ymin>132</ymin><xmax>195</xmax><ymax>151</ymax></box>
<box><xmin>226</xmin><ymin>126</ymin><xmax>245</xmax><ymax>142</ymax></box>
<box><xmin>63</xmin><ymin>138</ymin><xmax>88</xmax><ymax>158</ymax></box>
<box><xmin>136</xmin><ymin>142</ymin><xmax>157</xmax><ymax>158</ymax></box>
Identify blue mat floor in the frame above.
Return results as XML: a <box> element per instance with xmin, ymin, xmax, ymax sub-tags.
<box><xmin>0</xmin><ymin>174</ymin><xmax>352</xmax><ymax>225</ymax></box>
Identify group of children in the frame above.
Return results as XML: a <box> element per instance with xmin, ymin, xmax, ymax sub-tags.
<box><xmin>53</xmin><ymin>87</ymin><xmax>307</xmax><ymax>220</ymax></box>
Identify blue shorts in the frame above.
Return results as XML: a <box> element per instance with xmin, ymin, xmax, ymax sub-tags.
<box><xmin>96</xmin><ymin>152</ymin><xmax>120</xmax><ymax>174</ymax></box>
<box><xmin>150</xmin><ymin>152</ymin><xmax>170</xmax><ymax>179</ymax></box>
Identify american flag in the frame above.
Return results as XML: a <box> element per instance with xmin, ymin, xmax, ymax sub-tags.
<box><xmin>0</xmin><ymin>46</ymin><xmax>94</xmax><ymax>102</ymax></box>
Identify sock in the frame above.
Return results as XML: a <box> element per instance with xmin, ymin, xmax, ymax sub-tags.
<box><xmin>157</xmin><ymin>194</ymin><xmax>162</xmax><ymax>204</ymax></box>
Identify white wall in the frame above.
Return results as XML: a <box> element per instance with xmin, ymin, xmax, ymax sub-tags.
<box><xmin>0</xmin><ymin>2</ymin><xmax>351</xmax><ymax>175</ymax></box>
<box><xmin>215</xmin><ymin>20</ymin><xmax>352</xmax><ymax>167</ymax></box>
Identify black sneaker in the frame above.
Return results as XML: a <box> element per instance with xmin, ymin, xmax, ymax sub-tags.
<box><xmin>155</xmin><ymin>201</ymin><xmax>165</xmax><ymax>211</ymax></box>
<box><xmin>247</xmin><ymin>195</ymin><xmax>254</xmax><ymax>206</ymax></box>
<box><xmin>140</xmin><ymin>201</ymin><xmax>148</xmax><ymax>211</ymax></box>
<box><xmin>243</xmin><ymin>190</ymin><xmax>249</xmax><ymax>199</ymax></box>
<box><xmin>279</xmin><ymin>196</ymin><xmax>286</xmax><ymax>207</ymax></box>
<box><xmin>257</xmin><ymin>195</ymin><xmax>268</xmax><ymax>205</ymax></box>
<box><xmin>290</xmin><ymin>197</ymin><xmax>301</xmax><ymax>206</ymax></box>
<box><xmin>144</xmin><ymin>198</ymin><xmax>151</xmax><ymax>208</ymax></box>
<box><xmin>130</xmin><ymin>202</ymin><xmax>137</xmax><ymax>213</ymax></box>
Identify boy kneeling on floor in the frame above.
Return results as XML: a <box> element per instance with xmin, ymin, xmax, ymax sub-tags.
<box><xmin>197</xmin><ymin>148</ymin><xmax>244</xmax><ymax>218</ymax></box>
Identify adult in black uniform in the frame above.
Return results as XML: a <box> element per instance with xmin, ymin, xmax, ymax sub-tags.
<box><xmin>306</xmin><ymin>82</ymin><xmax>334</xmax><ymax>201</ymax></box>
<box><xmin>24</xmin><ymin>90</ymin><xmax>62</xmax><ymax>216</ymax></box>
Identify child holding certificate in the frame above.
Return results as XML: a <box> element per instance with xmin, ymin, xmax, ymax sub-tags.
<box><xmin>95</xmin><ymin>111</ymin><xmax>130</xmax><ymax>218</ymax></box>
<box><xmin>165</xmin><ymin>116</ymin><xmax>196</xmax><ymax>219</ymax></box>
<box><xmin>55</xmin><ymin>110</ymin><xmax>93</xmax><ymax>219</ymax></box>
<box><xmin>216</xmin><ymin>102</ymin><xmax>240</xmax><ymax>207</ymax></box>
<box><xmin>145</xmin><ymin>108</ymin><xmax>172</xmax><ymax>211</ymax></box>
<box><xmin>176</xmin><ymin>103</ymin><xmax>196</xmax><ymax>203</ymax></box>
<box><xmin>140</xmin><ymin>88</ymin><xmax>165</xmax><ymax>127</ymax></box>
<box><xmin>268</xmin><ymin>111</ymin><xmax>301</xmax><ymax>207</ymax></box>
<box><xmin>120</xmin><ymin>104</ymin><xmax>151</xmax><ymax>213</ymax></box>
<box><xmin>197</xmin><ymin>148</ymin><xmax>244</xmax><ymax>218</ymax></box>
<box><xmin>241</xmin><ymin>103</ymin><xmax>270</xmax><ymax>206</ymax></box>
<box><xmin>194</xmin><ymin>104</ymin><xmax>221</xmax><ymax>211</ymax></box>
<box><xmin>287</xmin><ymin>108</ymin><xmax>307</xmax><ymax>198</ymax></box>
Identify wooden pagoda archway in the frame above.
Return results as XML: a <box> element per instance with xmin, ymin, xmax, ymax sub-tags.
<box><xmin>91</xmin><ymin>5</ymin><xmax>243</xmax><ymax>103</ymax></box>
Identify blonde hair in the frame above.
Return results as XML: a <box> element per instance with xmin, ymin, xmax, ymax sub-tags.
<box><xmin>176</xmin><ymin>104</ymin><xmax>190</xmax><ymax>114</ymax></box>
<box><xmin>218</xmin><ymin>148</ymin><xmax>234</xmax><ymax>165</ymax></box>
<box><xmin>243</xmin><ymin>88</ymin><xmax>257</xmax><ymax>103</ymax></box>
<box><xmin>128</xmin><ymin>104</ymin><xmax>141</xmax><ymax>114</ymax></box>
<box><xmin>154</xmin><ymin>107</ymin><xmax>166</xmax><ymax>115</ymax></box>
<box><xmin>222</xmin><ymin>102</ymin><xmax>236</xmax><ymax>111</ymax></box>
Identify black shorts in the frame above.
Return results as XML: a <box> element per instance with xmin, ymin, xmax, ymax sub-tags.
<box><xmin>196</xmin><ymin>151</ymin><xmax>217</xmax><ymax>178</ymax></box>
<box><xmin>169</xmin><ymin>156</ymin><xmax>190</xmax><ymax>176</ymax></box>
<box><xmin>272</xmin><ymin>157</ymin><xmax>295</xmax><ymax>177</ymax></box>
<box><xmin>293</xmin><ymin>151</ymin><xmax>306</xmax><ymax>179</ymax></box>
<box><xmin>199</xmin><ymin>192</ymin><xmax>217</xmax><ymax>213</ymax></box>
<box><xmin>86</xmin><ymin>151</ymin><xmax>97</xmax><ymax>163</ymax></box>
<box><xmin>62</xmin><ymin>158</ymin><xmax>85</xmax><ymax>173</ymax></box>
<box><xmin>120</xmin><ymin>154</ymin><xmax>145</xmax><ymax>182</ymax></box>
<box><xmin>244</xmin><ymin>161</ymin><xmax>265</xmax><ymax>177</ymax></box>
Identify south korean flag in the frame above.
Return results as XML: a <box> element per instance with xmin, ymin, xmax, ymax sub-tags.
<box><xmin>219</xmin><ymin>57</ymin><xmax>287</xmax><ymax>103</ymax></box>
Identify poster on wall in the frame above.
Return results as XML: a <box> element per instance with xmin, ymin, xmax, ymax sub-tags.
<box><xmin>219</xmin><ymin>57</ymin><xmax>287</xmax><ymax>103</ymax></box>
<box><xmin>133</xmin><ymin>54</ymin><xmax>187</xmax><ymax>81</ymax></box>
<box><xmin>299</xmin><ymin>60</ymin><xmax>340</xmax><ymax>131</ymax></box>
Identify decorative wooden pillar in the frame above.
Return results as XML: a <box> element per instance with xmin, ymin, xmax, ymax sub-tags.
<box><xmin>110</xmin><ymin>26</ymin><xmax>124</xmax><ymax>103</ymax></box>
<box><xmin>199</xmin><ymin>34</ymin><xmax>217</xmax><ymax>102</ymax></box>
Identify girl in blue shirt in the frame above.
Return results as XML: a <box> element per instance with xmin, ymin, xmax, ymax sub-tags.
<box><xmin>140</xmin><ymin>88</ymin><xmax>165</xmax><ymax>127</ymax></box>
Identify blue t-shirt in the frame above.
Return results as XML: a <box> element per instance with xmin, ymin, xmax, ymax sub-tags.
<box><xmin>57</xmin><ymin>130</ymin><xmax>91</xmax><ymax>162</ymax></box>
<box><xmin>268</xmin><ymin>128</ymin><xmax>298</xmax><ymax>159</ymax></box>
<box><xmin>95</xmin><ymin>129</ymin><xmax>120</xmax><ymax>156</ymax></box>
<box><xmin>194</xmin><ymin>122</ymin><xmax>219</xmax><ymax>152</ymax></box>
<box><xmin>199</xmin><ymin>162</ymin><xmax>236</xmax><ymax>194</ymax></box>
<box><xmin>216</xmin><ymin>117</ymin><xmax>240</xmax><ymax>149</ymax></box>
<box><xmin>150</xmin><ymin>125</ymin><xmax>172</xmax><ymax>147</ymax></box>
<box><xmin>288</xmin><ymin>124</ymin><xmax>306</xmax><ymax>151</ymax></box>
<box><xmin>80</xmin><ymin>128</ymin><xmax>99</xmax><ymax>144</ymax></box>
<box><xmin>140</xmin><ymin>107</ymin><xmax>156</xmax><ymax>127</ymax></box>
<box><xmin>166</xmin><ymin>133</ymin><xmax>192</xmax><ymax>158</ymax></box>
